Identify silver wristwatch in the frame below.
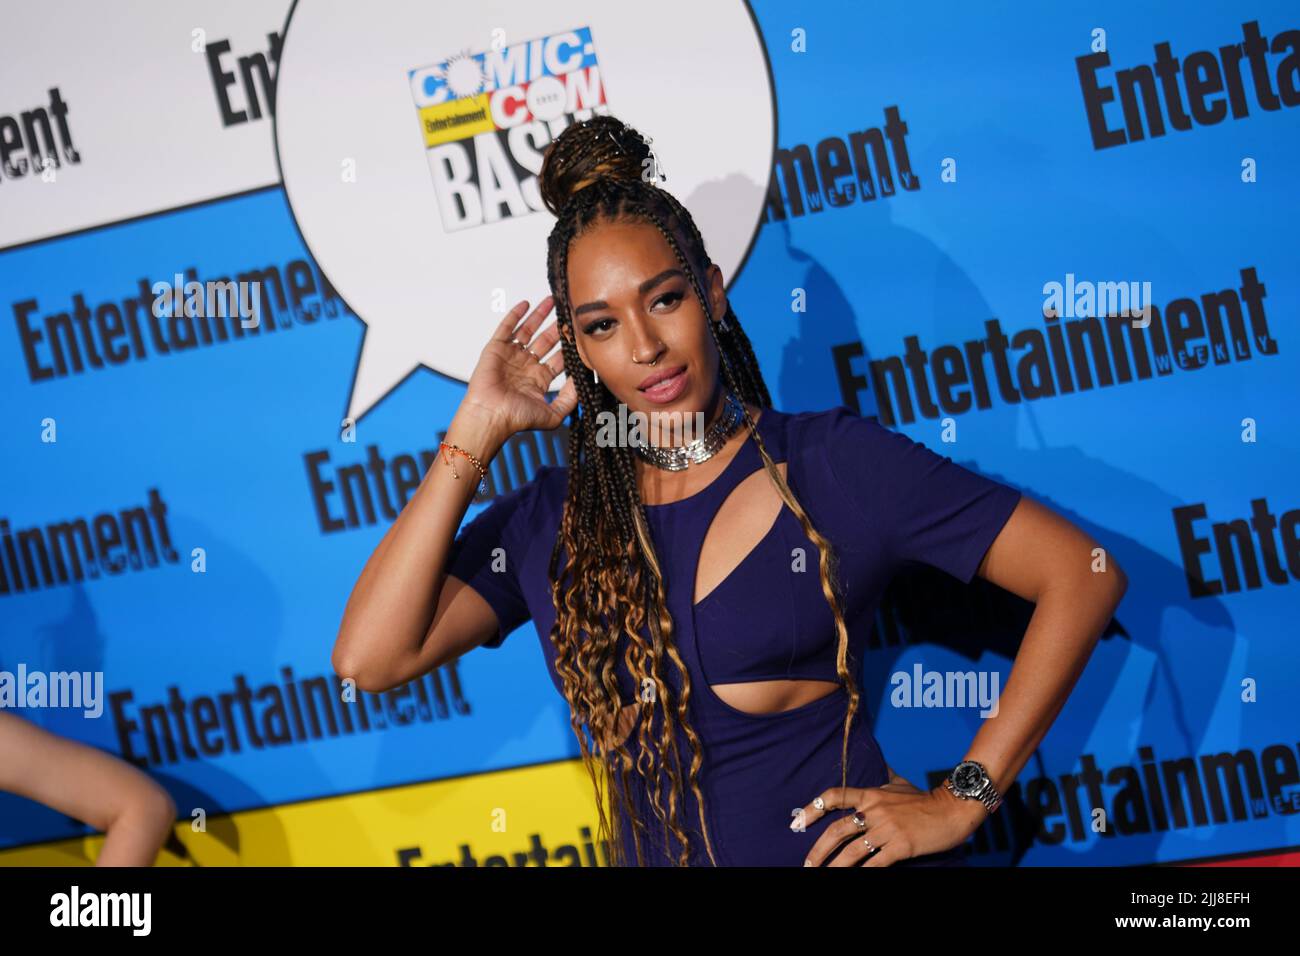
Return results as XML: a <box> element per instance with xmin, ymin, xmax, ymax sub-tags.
<box><xmin>943</xmin><ymin>760</ymin><xmax>1003</xmax><ymax>813</ymax></box>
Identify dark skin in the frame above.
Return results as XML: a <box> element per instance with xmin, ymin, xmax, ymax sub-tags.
<box><xmin>535</xmin><ymin>218</ymin><xmax>1127</xmax><ymax>865</ymax></box>
<box><xmin>562</xmin><ymin>219</ymin><xmax>733</xmax><ymax>501</ymax></box>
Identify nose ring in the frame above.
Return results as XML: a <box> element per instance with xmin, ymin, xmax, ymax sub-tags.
<box><xmin>631</xmin><ymin>344</ymin><xmax>664</xmax><ymax>366</ymax></box>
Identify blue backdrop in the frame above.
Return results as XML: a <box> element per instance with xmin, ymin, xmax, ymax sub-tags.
<box><xmin>1</xmin><ymin>1</ymin><xmax>1296</xmax><ymax>865</ymax></box>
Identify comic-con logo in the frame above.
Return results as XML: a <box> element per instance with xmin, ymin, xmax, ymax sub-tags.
<box><xmin>274</xmin><ymin>1</ymin><xmax>772</xmax><ymax>417</ymax></box>
<box><xmin>408</xmin><ymin>28</ymin><xmax>607</xmax><ymax>232</ymax></box>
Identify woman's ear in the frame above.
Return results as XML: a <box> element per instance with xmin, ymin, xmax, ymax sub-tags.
<box><xmin>706</xmin><ymin>263</ymin><xmax>727</xmax><ymax>323</ymax></box>
<box><xmin>560</xmin><ymin>321</ymin><xmax>591</xmax><ymax>370</ymax></box>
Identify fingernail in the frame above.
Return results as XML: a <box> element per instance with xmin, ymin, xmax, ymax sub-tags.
<box><xmin>803</xmin><ymin>859</ymin><xmax>813</xmax><ymax>867</ymax></box>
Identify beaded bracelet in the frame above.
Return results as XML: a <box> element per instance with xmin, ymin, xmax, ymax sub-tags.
<box><xmin>439</xmin><ymin>441</ymin><xmax>488</xmax><ymax>495</ymax></box>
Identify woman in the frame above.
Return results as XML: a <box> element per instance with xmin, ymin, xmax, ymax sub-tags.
<box><xmin>333</xmin><ymin>114</ymin><xmax>1127</xmax><ymax>867</ymax></box>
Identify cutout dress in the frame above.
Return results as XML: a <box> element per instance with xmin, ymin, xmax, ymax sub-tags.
<box><xmin>446</xmin><ymin>404</ymin><xmax>1022</xmax><ymax>866</ymax></box>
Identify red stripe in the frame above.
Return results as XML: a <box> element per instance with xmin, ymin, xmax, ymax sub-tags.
<box><xmin>1178</xmin><ymin>848</ymin><xmax>1300</xmax><ymax>867</ymax></box>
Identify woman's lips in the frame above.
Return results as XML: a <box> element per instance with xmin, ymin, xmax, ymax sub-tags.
<box><xmin>640</xmin><ymin>366</ymin><xmax>689</xmax><ymax>404</ymax></box>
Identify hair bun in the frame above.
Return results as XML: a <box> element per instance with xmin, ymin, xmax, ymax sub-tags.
<box><xmin>539</xmin><ymin>114</ymin><xmax>654</xmax><ymax>217</ymax></box>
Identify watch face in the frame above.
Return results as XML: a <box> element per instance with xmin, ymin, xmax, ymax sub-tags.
<box><xmin>952</xmin><ymin>761</ymin><xmax>985</xmax><ymax>793</ymax></box>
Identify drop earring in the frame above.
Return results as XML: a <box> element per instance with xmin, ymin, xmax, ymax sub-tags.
<box><xmin>592</xmin><ymin>367</ymin><xmax>599</xmax><ymax>384</ymax></box>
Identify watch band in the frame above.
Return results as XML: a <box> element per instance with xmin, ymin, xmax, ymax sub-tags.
<box><xmin>970</xmin><ymin>778</ymin><xmax>1002</xmax><ymax>813</ymax></box>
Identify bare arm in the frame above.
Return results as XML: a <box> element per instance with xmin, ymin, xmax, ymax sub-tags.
<box><xmin>332</xmin><ymin>408</ymin><xmax>511</xmax><ymax>691</ymax></box>
<box><xmin>0</xmin><ymin>712</ymin><xmax>177</xmax><ymax>866</ymax></box>
<box><xmin>332</xmin><ymin>297</ymin><xmax>576</xmax><ymax>692</ymax></box>
<box><xmin>935</xmin><ymin>495</ymin><xmax>1128</xmax><ymax>831</ymax></box>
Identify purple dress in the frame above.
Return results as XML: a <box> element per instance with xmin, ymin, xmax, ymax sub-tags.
<box><xmin>446</xmin><ymin>404</ymin><xmax>1022</xmax><ymax>866</ymax></box>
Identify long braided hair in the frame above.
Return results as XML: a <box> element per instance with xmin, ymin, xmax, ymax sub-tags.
<box><xmin>538</xmin><ymin>113</ymin><xmax>861</xmax><ymax>866</ymax></box>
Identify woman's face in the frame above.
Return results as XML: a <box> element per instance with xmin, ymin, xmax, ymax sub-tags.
<box><xmin>561</xmin><ymin>218</ymin><xmax>728</xmax><ymax>430</ymax></box>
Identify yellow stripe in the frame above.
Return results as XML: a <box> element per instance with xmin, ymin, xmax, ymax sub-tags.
<box><xmin>0</xmin><ymin>760</ymin><xmax>612</xmax><ymax>866</ymax></box>
<box><xmin>417</xmin><ymin>94</ymin><xmax>495</xmax><ymax>148</ymax></box>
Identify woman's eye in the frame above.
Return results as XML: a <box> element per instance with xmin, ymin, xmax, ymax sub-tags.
<box><xmin>582</xmin><ymin>293</ymin><xmax>681</xmax><ymax>334</ymax></box>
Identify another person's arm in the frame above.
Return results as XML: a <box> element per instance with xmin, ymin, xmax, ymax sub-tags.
<box><xmin>0</xmin><ymin>712</ymin><xmax>176</xmax><ymax>866</ymax></box>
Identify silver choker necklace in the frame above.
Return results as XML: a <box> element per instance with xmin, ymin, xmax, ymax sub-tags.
<box><xmin>631</xmin><ymin>391</ymin><xmax>747</xmax><ymax>472</ymax></box>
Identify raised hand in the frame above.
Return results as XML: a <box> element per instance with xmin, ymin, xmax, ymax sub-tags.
<box><xmin>460</xmin><ymin>296</ymin><xmax>578</xmax><ymax>440</ymax></box>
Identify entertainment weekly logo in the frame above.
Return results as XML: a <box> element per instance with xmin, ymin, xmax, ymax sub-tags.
<box><xmin>408</xmin><ymin>27</ymin><xmax>609</xmax><ymax>233</ymax></box>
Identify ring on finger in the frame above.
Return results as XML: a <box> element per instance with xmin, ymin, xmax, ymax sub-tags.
<box><xmin>863</xmin><ymin>837</ymin><xmax>876</xmax><ymax>853</ymax></box>
<box><xmin>851</xmin><ymin>812</ymin><xmax>867</xmax><ymax>830</ymax></box>
<box><xmin>813</xmin><ymin>797</ymin><xmax>825</xmax><ymax>811</ymax></box>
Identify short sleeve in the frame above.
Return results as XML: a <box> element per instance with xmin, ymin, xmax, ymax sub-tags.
<box><xmin>445</xmin><ymin>469</ymin><xmax>547</xmax><ymax>648</ymax></box>
<box><xmin>822</xmin><ymin>406</ymin><xmax>1021</xmax><ymax>583</ymax></box>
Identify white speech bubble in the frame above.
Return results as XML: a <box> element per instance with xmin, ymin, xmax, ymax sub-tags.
<box><xmin>273</xmin><ymin>0</ymin><xmax>774</xmax><ymax>422</ymax></box>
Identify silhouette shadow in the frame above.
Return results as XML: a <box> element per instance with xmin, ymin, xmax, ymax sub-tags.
<box><xmin>759</xmin><ymin>199</ymin><xmax>1235</xmax><ymax>866</ymax></box>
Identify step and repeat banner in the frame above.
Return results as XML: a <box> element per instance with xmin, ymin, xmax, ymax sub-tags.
<box><xmin>1</xmin><ymin>0</ymin><xmax>1296</xmax><ymax>866</ymax></box>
